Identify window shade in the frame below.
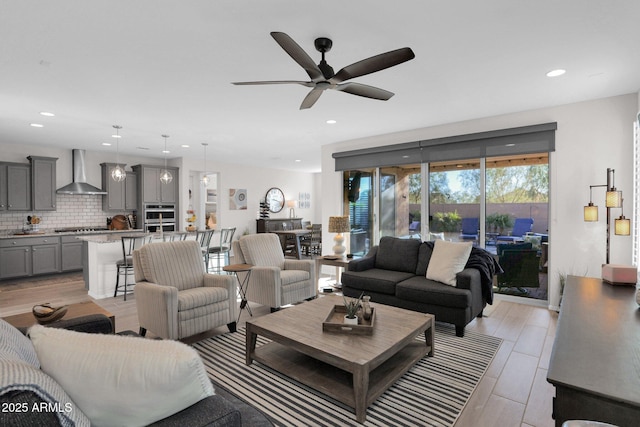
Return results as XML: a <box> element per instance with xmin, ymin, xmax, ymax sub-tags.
<box><xmin>333</xmin><ymin>122</ymin><xmax>557</xmax><ymax>171</ymax></box>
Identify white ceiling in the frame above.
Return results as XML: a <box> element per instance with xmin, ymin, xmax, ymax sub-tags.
<box><xmin>1</xmin><ymin>1</ymin><xmax>639</xmax><ymax>173</ymax></box>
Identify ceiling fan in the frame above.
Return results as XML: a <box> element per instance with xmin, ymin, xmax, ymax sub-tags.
<box><xmin>232</xmin><ymin>32</ymin><xmax>415</xmax><ymax>110</ymax></box>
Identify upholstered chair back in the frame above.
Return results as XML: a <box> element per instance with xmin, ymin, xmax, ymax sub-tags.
<box><xmin>237</xmin><ymin>233</ymin><xmax>285</xmax><ymax>269</ymax></box>
<box><xmin>133</xmin><ymin>240</ymin><xmax>205</xmax><ymax>291</ymax></box>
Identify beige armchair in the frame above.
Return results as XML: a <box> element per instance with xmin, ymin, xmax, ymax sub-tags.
<box><xmin>133</xmin><ymin>240</ymin><xmax>237</xmax><ymax>339</ymax></box>
<box><xmin>232</xmin><ymin>233</ymin><xmax>316</xmax><ymax>311</ymax></box>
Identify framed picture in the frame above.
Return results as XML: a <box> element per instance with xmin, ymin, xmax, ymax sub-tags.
<box><xmin>207</xmin><ymin>189</ymin><xmax>217</xmax><ymax>203</ymax></box>
<box><xmin>230</xmin><ymin>188</ymin><xmax>247</xmax><ymax>210</ymax></box>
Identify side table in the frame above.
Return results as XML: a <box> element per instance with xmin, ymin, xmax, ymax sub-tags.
<box><xmin>315</xmin><ymin>256</ymin><xmax>352</xmax><ymax>292</ymax></box>
<box><xmin>223</xmin><ymin>263</ymin><xmax>253</xmax><ymax>322</ymax></box>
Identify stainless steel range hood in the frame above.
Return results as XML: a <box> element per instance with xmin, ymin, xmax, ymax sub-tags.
<box><xmin>56</xmin><ymin>149</ymin><xmax>107</xmax><ymax>195</ymax></box>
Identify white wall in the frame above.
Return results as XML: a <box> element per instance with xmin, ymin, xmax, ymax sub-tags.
<box><xmin>177</xmin><ymin>158</ymin><xmax>319</xmax><ymax>238</ymax></box>
<box><xmin>321</xmin><ymin>93</ymin><xmax>639</xmax><ymax>310</ymax></box>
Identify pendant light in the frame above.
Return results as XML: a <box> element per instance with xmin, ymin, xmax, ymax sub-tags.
<box><xmin>201</xmin><ymin>143</ymin><xmax>209</xmax><ymax>185</ymax></box>
<box><xmin>159</xmin><ymin>134</ymin><xmax>173</xmax><ymax>184</ymax></box>
<box><xmin>111</xmin><ymin>125</ymin><xmax>126</xmax><ymax>182</ymax></box>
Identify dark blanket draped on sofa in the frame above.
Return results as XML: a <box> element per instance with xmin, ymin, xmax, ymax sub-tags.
<box><xmin>425</xmin><ymin>242</ymin><xmax>503</xmax><ymax>305</ymax></box>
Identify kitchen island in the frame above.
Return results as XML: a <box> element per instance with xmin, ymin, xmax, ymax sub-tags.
<box><xmin>78</xmin><ymin>232</ymin><xmax>148</xmax><ymax>299</ymax></box>
<box><xmin>79</xmin><ymin>231</ymin><xmax>194</xmax><ymax>299</ymax></box>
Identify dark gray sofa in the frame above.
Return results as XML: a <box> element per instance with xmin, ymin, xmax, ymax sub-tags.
<box><xmin>342</xmin><ymin>237</ymin><xmax>500</xmax><ymax>337</ymax></box>
<box><xmin>0</xmin><ymin>314</ymin><xmax>270</xmax><ymax>427</ymax></box>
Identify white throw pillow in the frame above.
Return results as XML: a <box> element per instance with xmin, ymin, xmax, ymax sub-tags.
<box><xmin>28</xmin><ymin>325</ymin><xmax>214</xmax><ymax>427</ymax></box>
<box><xmin>426</xmin><ymin>240</ymin><xmax>473</xmax><ymax>286</ymax></box>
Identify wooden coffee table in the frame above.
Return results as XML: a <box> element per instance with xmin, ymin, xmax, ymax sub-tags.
<box><xmin>246</xmin><ymin>295</ymin><xmax>434</xmax><ymax>423</ymax></box>
<box><xmin>2</xmin><ymin>300</ymin><xmax>115</xmax><ymax>331</ymax></box>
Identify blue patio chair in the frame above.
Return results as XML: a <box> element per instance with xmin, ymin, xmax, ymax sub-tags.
<box><xmin>459</xmin><ymin>218</ymin><xmax>479</xmax><ymax>241</ymax></box>
<box><xmin>496</xmin><ymin>218</ymin><xmax>533</xmax><ymax>243</ymax></box>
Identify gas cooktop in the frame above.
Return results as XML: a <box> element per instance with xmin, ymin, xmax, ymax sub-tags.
<box><xmin>54</xmin><ymin>227</ymin><xmax>110</xmax><ymax>233</ymax></box>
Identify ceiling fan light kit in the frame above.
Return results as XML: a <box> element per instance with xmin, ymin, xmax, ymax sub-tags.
<box><xmin>232</xmin><ymin>31</ymin><xmax>415</xmax><ymax>109</ymax></box>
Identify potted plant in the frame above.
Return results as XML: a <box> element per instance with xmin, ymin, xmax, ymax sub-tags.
<box><xmin>343</xmin><ymin>293</ymin><xmax>363</xmax><ymax>325</ymax></box>
<box><xmin>486</xmin><ymin>213</ymin><xmax>513</xmax><ymax>234</ymax></box>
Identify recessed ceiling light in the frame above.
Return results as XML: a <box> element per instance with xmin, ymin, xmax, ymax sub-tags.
<box><xmin>546</xmin><ymin>69</ymin><xmax>566</xmax><ymax>77</ymax></box>
<box><xmin>326</xmin><ymin>119</ymin><xmax>337</xmax><ymax>124</ymax></box>
<box><xmin>402</xmin><ymin>155</ymin><xmax>410</xmax><ymax>159</ymax></box>
<box><xmin>39</xmin><ymin>111</ymin><xmax>55</xmax><ymax>117</ymax></box>
<box><xmin>181</xmin><ymin>144</ymin><xmax>190</xmax><ymax>148</ymax></box>
<box><xmin>111</xmin><ymin>134</ymin><xmax>121</xmax><ymax>138</ymax></box>
<box><xmin>295</xmin><ymin>159</ymin><xmax>301</xmax><ymax>162</ymax></box>
<box><xmin>30</xmin><ymin>123</ymin><xmax>43</xmax><ymax>128</ymax></box>
<box><xmin>505</xmin><ymin>143</ymin><xmax>516</xmax><ymax>147</ymax></box>
<box><xmin>102</xmin><ymin>142</ymin><xmax>112</xmax><ymax>146</ymax></box>
<box><xmin>162</xmin><ymin>150</ymin><xmax>170</xmax><ymax>154</ymax></box>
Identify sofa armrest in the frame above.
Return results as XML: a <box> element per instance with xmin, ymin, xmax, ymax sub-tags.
<box><xmin>455</xmin><ymin>268</ymin><xmax>481</xmax><ymax>291</ymax></box>
<box><xmin>147</xmin><ymin>395</ymin><xmax>242</xmax><ymax>427</ymax></box>
<box><xmin>347</xmin><ymin>247</ymin><xmax>378</xmax><ymax>272</ymax></box>
<box><xmin>135</xmin><ymin>281</ymin><xmax>179</xmax><ymax>339</ymax></box>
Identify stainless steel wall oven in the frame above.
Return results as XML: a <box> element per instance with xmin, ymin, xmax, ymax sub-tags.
<box><xmin>144</xmin><ymin>204</ymin><xmax>176</xmax><ymax>232</ymax></box>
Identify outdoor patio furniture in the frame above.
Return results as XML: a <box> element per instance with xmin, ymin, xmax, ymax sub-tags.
<box><xmin>496</xmin><ymin>218</ymin><xmax>533</xmax><ymax>243</ymax></box>
<box><xmin>459</xmin><ymin>217</ymin><xmax>479</xmax><ymax>242</ymax></box>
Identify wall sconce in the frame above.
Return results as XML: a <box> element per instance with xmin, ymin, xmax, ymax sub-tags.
<box><xmin>287</xmin><ymin>200</ymin><xmax>296</xmax><ymax>218</ymax></box>
<box><xmin>328</xmin><ymin>215</ymin><xmax>350</xmax><ymax>256</ymax></box>
<box><xmin>584</xmin><ymin>168</ymin><xmax>630</xmax><ymax>264</ymax></box>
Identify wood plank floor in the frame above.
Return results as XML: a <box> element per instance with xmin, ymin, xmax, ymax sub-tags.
<box><xmin>0</xmin><ymin>272</ymin><xmax>557</xmax><ymax>427</ymax></box>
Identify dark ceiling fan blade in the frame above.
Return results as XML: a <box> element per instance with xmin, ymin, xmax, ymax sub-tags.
<box><xmin>330</xmin><ymin>47</ymin><xmax>415</xmax><ymax>84</ymax></box>
<box><xmin>335</xmin><ymin>82</ymin><xmax>394</xmax><ymax>100</ymax></box>
<box><xmin>232</xmin><ymin>80</ymin><xmax>314</xmax><ymax>87</ymax></box>
<box><xmin>271</xmin><ymin>32</ymin><xmax>324</xmax><ymax>81</ymax></box>
<box><xmin>300</xmin><ymin>88</ymin><xmax>324</xmax><ymax>110</ymax></box>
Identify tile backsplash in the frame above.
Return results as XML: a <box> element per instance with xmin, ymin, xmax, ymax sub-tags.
<box><xmin>0</xmin><ymin>195</ymin><xmax>133</xmax><ymax>231</ymax></box>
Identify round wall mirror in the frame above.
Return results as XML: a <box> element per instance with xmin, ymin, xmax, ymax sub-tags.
<box><xmin>265</xmin><ymin>187</ymin><xmax>285</xmax><ymax>213</ymax></box>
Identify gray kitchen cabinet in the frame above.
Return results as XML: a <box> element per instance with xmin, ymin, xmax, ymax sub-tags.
<box><xmin>61</xmin><ymin>235</ymin><xmax>83</xmax><ymax>271</ymax></box>
<box><xmin>0</xmin><ymin>236</ymin><xmax>61</xmax><ymax>279</ymax></box>
<box><xmin>6</xmin><ymin>163</ymin><xmax>31</xmax><ymax>211</ymax></box>
<box><xmin>125</xmin><ymin>172</ymin><xmax>137</xmax><ymax>210</ymax></box>
<box><xmin>29</xmin><ymin>156</ymin><xmax>57</xmax><ymax>211</ymax></box>
<box><xmin>101</xmin><ymin>163</ymin><xmax>126</xmax><ymax>211</ymax></box>
<box><xmin>100</xmin><ymin>163</ymin><xmax>138</xmax><ymax>212</ymax></box>
<box><xmin>133</xmin><ymin>165</ymin><xmax>178</xmax><ymax>204</ymax></box>
<box><xmin>0</xmin><ymin>163</ymin><xmax>6</xmax><ymax>210</ymax></box>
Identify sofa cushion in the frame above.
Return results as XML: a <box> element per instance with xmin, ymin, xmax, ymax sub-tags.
<box><xmin>426</xmin><ymin>240</ymin><xmax>473</xmax><ymax>286</ymax></box>
<box><xmin>415</xmin><ymin>242</ymin><xmax>434</xmax><ymax>276</ymax></box>
<box><xmin>396</xmin><ymin>276</ymin><xmax>472</xmax><ymax>308</ymax></box>
<box><xmin>0</xmin><ymin>359</ymin><xmax>90</xmax><ymax>426</ymax></box>
<box><xmin>0</xmin><ymin>318</ymin><xmax>39</xmax><ymax>367</ymax></box>
<box><xmin>28</xmin><ymin>324</ymin><xmax>215</xmax><ymax>427</ymax></box>
<box><xmin>375</xmin><ymin>236</ymin><xmax>421</xmax><ymax>273</ymax></box>
<box><xmin>341</xmin><ymin>269</ymin><xmax>415</xmax><ymax>295</ymax></box>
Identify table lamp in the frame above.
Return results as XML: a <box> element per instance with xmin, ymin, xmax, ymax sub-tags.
<box><xmin>328</xmin><ymin>216</ymin><xmax>350</xmax><ymax>256</ymax></box>
<box><xmin>287</xmin><ymin>200</ymin><xmax>296</xmax><ymax>218</ymax></box>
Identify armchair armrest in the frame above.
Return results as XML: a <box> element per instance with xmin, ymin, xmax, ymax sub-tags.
<box><xmin>135</xmin><ymin>281</ymin><xmax>180</xmax><ymax>339</ymax></box>
<box><xmin>203</xmin><ymin>274</ymin><xmax>236</xmax><ymax>293</ymax></box>
<box><xmin>283</xmin><ymin>259</ymin><xmax>315</xmax><ymax>274</ymax></box>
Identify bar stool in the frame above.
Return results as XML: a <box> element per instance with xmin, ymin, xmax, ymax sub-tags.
<box><xmin>208</xmin><ymin>227</ymin><xmax>236</xmax><ymax>273</ymax></box>
<box><xmin>195</xmin><ymin>229</ymin><xmax>215</xmax><ymax>270</ymax></box>
<box><xmin>114</xmin><ymin>234</ymin><xmax>152</xmax><ymax>300</ymax></box>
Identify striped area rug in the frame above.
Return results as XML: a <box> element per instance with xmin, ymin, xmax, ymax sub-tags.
<box><xmin>192</xmin><ymin>324</ymin><xmax>502</xmax><ymax>427</ymax></box>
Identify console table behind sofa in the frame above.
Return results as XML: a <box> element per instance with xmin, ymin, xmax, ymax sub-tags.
<box><xmin>547</xmin><ymin>275</ymin><xmax>640</xmax><ymax>427</ymax></box>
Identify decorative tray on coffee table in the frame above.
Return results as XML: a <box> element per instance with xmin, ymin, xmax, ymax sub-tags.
<box><xmin>322</xmin><ymin>305</ymin><xmax>375</xmax><ymax>335</ymax></box>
